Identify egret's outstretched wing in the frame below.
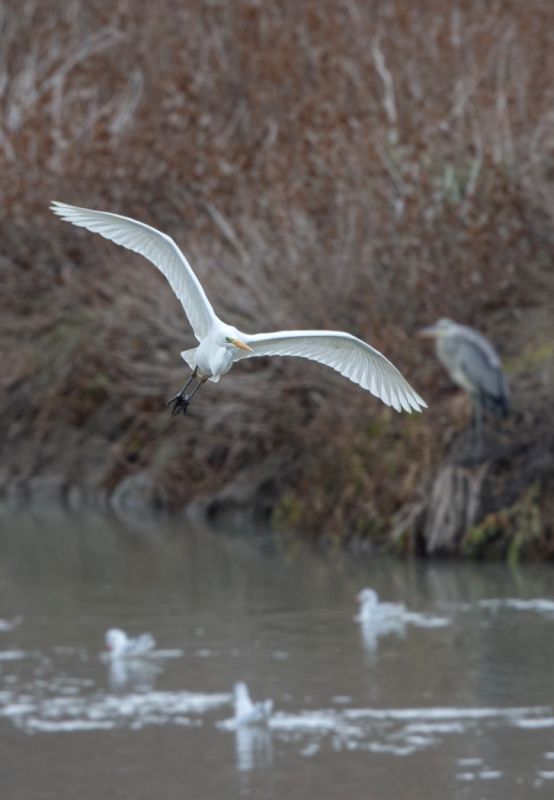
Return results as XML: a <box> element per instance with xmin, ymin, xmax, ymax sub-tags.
<box><xmin>50</xmin><ymin>202</ymin><xmax>218</xmax><ymax>341</ymax></box>
<box><xmin>237</xmin><ymin>330</ymin><xmax>426</xmax><ymax>412</ymax></box>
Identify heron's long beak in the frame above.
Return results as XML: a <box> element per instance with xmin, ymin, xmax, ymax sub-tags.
<box><xmin>418</xmin><ymin>324</ymin><xmax>440</xmax><ymax>338</ymax></box>
<box><xmin>231</xmin><ymin>338</ymin><xmax>253</xmax><ymax>352</ymax></box>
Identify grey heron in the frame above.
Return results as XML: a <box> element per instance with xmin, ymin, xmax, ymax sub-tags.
<box><xmin>420</xmin><ymin>318</ymin><xmax>510</xmax><ymax>454</ymax></box>
<box><xmin>50</xmin><ymin>201</ymin><xmax>426</xmax><ymax>416</ymax></box>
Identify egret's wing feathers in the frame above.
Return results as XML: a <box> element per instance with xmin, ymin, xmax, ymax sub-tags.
<box><xmin>237</xmin><ymin>330</ymin><xmax>426</xmax><ymax>412</ymax></box>
<box><xmin>50</xmin><ymin>202</ymin><xmax>218</xmax><ymax>341</ymax></box>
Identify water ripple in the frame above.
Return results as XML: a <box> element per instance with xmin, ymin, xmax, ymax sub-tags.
<box><xmin>0</xmin><ymin>682</ymin><xmax>231</xmax><ymax>733</ymax></box>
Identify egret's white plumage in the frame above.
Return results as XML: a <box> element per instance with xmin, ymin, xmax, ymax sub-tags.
<box><xmin>51</xmin><ymin>201</ymin><xmax>426</xmax><ymax>413</ymax></box>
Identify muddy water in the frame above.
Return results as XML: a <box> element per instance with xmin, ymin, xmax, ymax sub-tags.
<box><xmin>0</xmin><ymin>508</ymin><xmax>553</xmax><ymax>799</ymax></box>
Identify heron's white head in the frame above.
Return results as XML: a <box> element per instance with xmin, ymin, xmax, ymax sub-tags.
<box><xmin>419</xmin><ymin>318</ymin><xmax>456</xmax><ymax>339</ymax></box>
<box><xmin>105</xmin><ymin>628</ymin><xmax>127</xmax><ymax>655</ymax></box>
<box><xmin>218</xmin><ymin>325</ymin><xmax>253</xmax><ymax>352</ymax></box>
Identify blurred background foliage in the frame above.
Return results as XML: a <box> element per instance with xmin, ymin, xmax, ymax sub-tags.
<box><xmin>1</xmin><ymin>0</ymin><xmax>552</xmax><ymax>550</ymax></box>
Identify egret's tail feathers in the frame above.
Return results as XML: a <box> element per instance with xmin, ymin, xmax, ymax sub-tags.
<box><xmin>180</xmin><ymin>348</ymin><xmax>219</xmax><ymax>382</ymax></box>
<box><xmin>180</xmin><ymin>348</ymin><xmax>196</xmax><ymax>370</ymax></box>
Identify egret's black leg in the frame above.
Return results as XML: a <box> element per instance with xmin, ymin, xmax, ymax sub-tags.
<box><xmin>167</xmin><ymin>371</ymin><xmax>208</xmax><ymax>416</ymax></box>
<box><xmin>183</xmin><ymin>376</ymin><xmax>207</xmax><ymax>404</ymax></box>
<box><xmin>166</xmin><ymin>369</ymin><xmax>198</xmax><ymax>415</ymax></box>
<box><xmin>172</xmin><ymin>376</ymin><xmax>206</xmax><ymax>416</ymax></box>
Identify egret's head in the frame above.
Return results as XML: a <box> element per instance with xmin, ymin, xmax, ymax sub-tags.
<box><xmin>220</xmin><ymin>327</ymin><xmax>253</xmax><ymax>352</ymax></box>
<box><xmin>419</xmin><ymin>318</ymin><xmax>455</xmax><ymax>339</ymax></box>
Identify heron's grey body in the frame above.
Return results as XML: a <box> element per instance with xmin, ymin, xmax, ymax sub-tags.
<box><xmin>421</xmin><ymin>318</ymin><xmax>510</xmax><ymax>455</ymax></box>
<box><xmin>433</xmin><ymin>322</ymin><xmax>509</xmax><ymax>417</ymax></box>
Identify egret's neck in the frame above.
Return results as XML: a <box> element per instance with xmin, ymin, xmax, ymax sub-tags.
<box><xmin>195</xmin><ymin>335</ymin><xmax>234</xmax><ymax>379</ymax></box>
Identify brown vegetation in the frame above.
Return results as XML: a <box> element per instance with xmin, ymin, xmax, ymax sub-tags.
<box><xmin>1</xmin><ymin>0</ymin><xmax>553</xmax><ymax>554</ymax></box>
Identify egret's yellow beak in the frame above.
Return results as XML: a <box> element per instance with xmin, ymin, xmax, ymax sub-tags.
<box><xmin>231</xmin><ymin>338</ymin><xmax>253</xmax><ymax>352</ymax></box>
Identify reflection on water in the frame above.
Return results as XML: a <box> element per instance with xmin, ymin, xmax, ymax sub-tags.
<box><xmin>355</xmin><ymin>593</ymin><xmax>452</xmax><ymax>655</ymax></box>
<box><xmin>106</xmin><ymin>656</ymin><xmax>163</xmax><ymax>692</ymax></box>
<box><xmin>1</xmin><ymin>508</ymin><xmax>554</xmax><ymax>799</ymax></box>
<box><xmin>0</xmin><ymin>616</ymin><xmax>22</xmax><ymax>632</ymax></box>
<box><xmin>357</xmin><ymin>611</ymin><xmax>406</xmax><ymax>653</ymax></box>
<box><xmin>2</xmin><ymin>681</ymin><xmax>231</xmax><ymax>734</ymax></box>
<box><xmin>235</xmin><ymin>725</ymin><xmax>274</xmax><ymax>772</ymax></box>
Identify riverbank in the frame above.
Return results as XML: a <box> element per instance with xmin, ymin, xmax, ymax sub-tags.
<box><xmin>2</xmin><ymin>299</ymin><xmax>552</xmax><ymax>559</ymax></box>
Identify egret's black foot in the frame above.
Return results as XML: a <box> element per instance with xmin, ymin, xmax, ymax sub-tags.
<box><xmin>167</xmin><ymin>394</ymin><xmax>190</xmax><ymax>416</ymax></box>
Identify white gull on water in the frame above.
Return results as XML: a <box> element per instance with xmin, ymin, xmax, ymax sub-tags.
<box><xmin>103</xmin><ymin>629</ymin><xmax>183</xmax><ymax>665</ymax></box>
<box><xmin>218</xmin><ymin>682</ymin><xmax>274</xmax><ymax>730</ymax></box>
<box><xmin>356</xmin><ymin>589</ymin><xmax>405</xmax><ymax>623</ymax></box>
<box><xmin>104</xmin><ymin>629</ymin><xmax>156</xmax><ymax>660</ymax></box>
<box><xmin>233</xmin><ymin>682</ymin><xmax>273</xmax><ymax>727</ymax></box>
<box><xmin>217</xmin><ymin>683</ymin><xmax>274</xmax><ymax>772</ymax></box>
<box><xmin>355</xmin><ymin>588</ymin><xmax>450</xmax><ymax>651</ymax></box>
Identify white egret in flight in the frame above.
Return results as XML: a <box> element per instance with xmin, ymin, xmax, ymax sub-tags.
<box><xmin>51</xmin><ymin>202</ymin><xmax>426</xmax><ymax>416</ymax></box>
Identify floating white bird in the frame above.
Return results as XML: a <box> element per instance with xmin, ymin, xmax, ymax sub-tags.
<box><xmin>355</xmin><ymin>590</ymin><xmax>449</xmax><ymax>645</ymax></box>
<box><xmin>356</xmin><ymin>589</ymin><xmax>405</xmax><ymax>623</ymax></box>
<box><xmin>233</xmin><ymin>682</ymin><xmax>273</xmax><ymax>727</ymax></box>
<box><xmin>355</xmin><ymin>589</ymin><xmax>406</xmax><ymax>653</ymax></box>
<box><xmin>105</xmin><ymin>628</ymin><xmax>156</xmax><ymax>660</ymax></box>
<box><xmin>51</xmin><ymin>202</ymin><xmax>426</xmax><ymax>415</ymax></box>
